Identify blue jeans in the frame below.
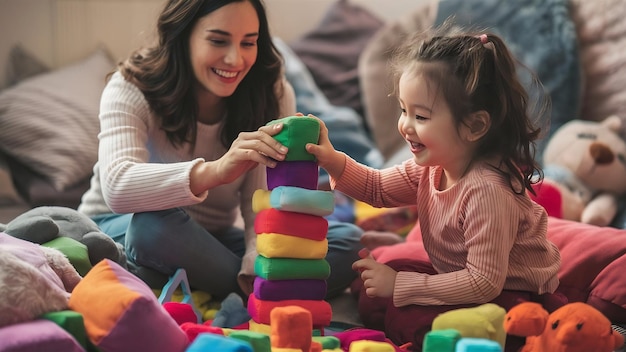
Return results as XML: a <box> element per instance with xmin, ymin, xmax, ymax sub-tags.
<box><xmin>92</xmin><ymin>208</ymin><xmax>363</xmax><ymax>299</ymax></box>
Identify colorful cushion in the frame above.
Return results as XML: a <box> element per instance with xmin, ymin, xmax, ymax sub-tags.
<box><xmin>266</xmin><ymin>160</ymin><xmax>318</xmax><ymax>190</ymax></box>
<box><xmin>42</xmin><ymin>236</ymin><xmax>92</xmax><ymax>276</ymax></box>
<box><xmin>253</xmin><ymin>277</ymin><xmax>327</xmax><ymax>301</ymax></box>
<box><xmin>254</xmin><ymin>255</ymin><xmax>330</xmax><ymax>280</ymax></box>
<box><xmin>254</xmin><ymin>208</ymin><xmax>329</xmax><ymax>241</ymax></box>
<box><xmin>266</xmin><ymin>116</ymin><xmax>320</xmax><ymax>161</ymax></box>
<box><xmin>42</xmin><ymin>310</ymin><xmax>95</xmax><ymax>351</ymax></box>
<box><xmin>252</xmin><ymin>187</ymin><xmax>335</xmax><ymax>216</ymax></box>
<box><xmin>0</xmin><ymin>319</ymin><xmax>85</xmax><ymax>352</ymax></box>
<box><xmin>68</xmin><ymin>259</ymin><xmax>189</xmax><ymax>351</ymax></box>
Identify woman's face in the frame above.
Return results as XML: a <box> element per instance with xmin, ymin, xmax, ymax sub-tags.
<box><xmin>189</xmin><ymin>1</ymin><xmax>259</xmax><ymax>98</ymax></box>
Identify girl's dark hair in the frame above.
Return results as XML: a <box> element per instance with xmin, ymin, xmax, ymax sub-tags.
<box><xmin>391</xmin><ymin>23</ymin><xmax>550</xmax><ymax>195</ymax></box>
<box><xmin>116</xmin><ymin>0</ymin><xmax>283</xmax><ymax>149</ymax></box>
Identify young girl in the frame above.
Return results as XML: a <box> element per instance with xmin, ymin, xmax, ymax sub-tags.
<box><xmin>306</xmin><ymin>29</ymin><xmax>563</xmax><ymax>350</ymax></box>
<box><xmin>77</xmin><ymin>0</ymin><xmax>362</xmax><ymax>303</ymax></box>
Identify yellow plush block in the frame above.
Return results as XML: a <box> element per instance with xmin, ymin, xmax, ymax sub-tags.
<box><xmin>249</xmin><ymin>319</ymin><xmax>272</xmax><ymax>335</ymax></box>
<box><xmin>257</xmin><ymin>233</ymin><xmax>328</xmax><ymax>259</ymax></box>
<box><xmin>431</xmin><ymin>303</ymin><xmax>507</xmax><ymax>349</ymax></box>
<box><xmin>348</xmin><ymin>340</ymin><xmax>395</xmax><ymax>351</ymax></box>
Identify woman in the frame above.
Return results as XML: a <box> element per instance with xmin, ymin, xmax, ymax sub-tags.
<box><xmin>78</xmin><ymin>0</ymin><xmax>362</xmax><ymax>300</ymax></box>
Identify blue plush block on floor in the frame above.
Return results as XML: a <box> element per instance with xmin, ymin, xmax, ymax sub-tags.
<box><xmin>455</xmin><ymin>337</ymin><xmax>502</xmax><ymax>352</ymax></box>
<box><xmin>186</xmin><ymin>333</ymin><xmax>253</xmax><ymax>352</ymax></box>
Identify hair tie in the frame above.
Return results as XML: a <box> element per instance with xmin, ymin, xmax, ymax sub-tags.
<box><xmin>478</xmin><ymin>34</ymin><xmax>488</xmax><ymax>44</ymax></box>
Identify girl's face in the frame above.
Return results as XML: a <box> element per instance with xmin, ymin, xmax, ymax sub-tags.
<box><xmin>189</xmin><ymin>1</ymin><xmax>259</xmax><ymax>98</ymax></box>
<box><xmin>397</xmin><ymin>65</ymin><xmax>473</xmax><ymax>178</ymax></box>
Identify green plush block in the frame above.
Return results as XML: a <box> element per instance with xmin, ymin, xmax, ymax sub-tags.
<box><xmin>42</xmin><ymin>236</ymin><xmax>92</xmax><ymax>276</ymax></box>
<box><xmin>267</xmin><ymin>115</ymin><xmax>320</xmax><ymax>161</ymax></box>
<box><xmin>229</xmin><ymin>330</ymin><xmax>271</xmax><ymax>352</ymax></box>
<box><xmin>42</xmin><ymin>310</ymin><xmax>99</xmax><ymax>352</ymax></box>
<box><xmin>254</xmin><ymin>255</ymin><xmax>330</xmax><ymax>280</ymax></box>
<box><xmin>423</xmin><ymin>329</ymin><xmax>461</xmax><ymax>352</ymax></box>
<box><xmin>312</xmin><ymin>335</ymin><xmax>340</xmax><ymax>349</ymax></box>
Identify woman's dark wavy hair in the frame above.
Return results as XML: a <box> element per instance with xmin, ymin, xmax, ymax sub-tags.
<box><xmin>390</xmin><ymin>22</ymin><xmax>550</xmax><ymax>195</ymax></box>
<box><xmin>116</xmin><ymin>0</ymin><xmax>283</xmax><ymax>148</ymax></box>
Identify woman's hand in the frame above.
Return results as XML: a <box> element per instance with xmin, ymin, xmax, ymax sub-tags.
<box><xmin>304</xmin><ymin>114</ymin><xmax>346</xmax><ymax>179</ymax></box>
<box><xmin>352</xmin><ymin>248</ymin><xmax>397</xmax><ymax>298</ymax></box>
<box><xmin>190</xmin><ymin>123</ymin><xmax>287</xmax><ymax>194</ymax></box>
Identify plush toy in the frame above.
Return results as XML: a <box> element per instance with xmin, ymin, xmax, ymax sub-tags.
<box><xmin>532</xmin><ymin>116</ymin><xmax>626</xmax><ymax>226</ymax></box>
<box><xmin>0</xmin><ymin>206</ymin><xmax>126</xmax><ymax>268</ymax></box>
<box><xmin>0</xmin><ymin>232</ymin><xmax>82</xmax><ymax>328</ymax></box>
<box><xmin>504</xmin><ymin>301</ymin><xmax>624</xmax><ymax>352</ymax></box>
<box><xmin>431</xmin><ymin>303</ymin><xmax>507</xmax><ymax>349</ymax></box>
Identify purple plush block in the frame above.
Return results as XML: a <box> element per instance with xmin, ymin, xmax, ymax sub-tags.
<box><xmin>266</xmin><ymin>160</ymin><xmax>318</xmax><ymax>190</ymax></box>
<box><xmin>253</xmin><ymin>277</ymin><xmax>327</xmax><ymax>301</ymax></box>
<box><xmin>0</xmin><ymin>319</ymin><xmax>86</xmax><ymax>352</ymax></box>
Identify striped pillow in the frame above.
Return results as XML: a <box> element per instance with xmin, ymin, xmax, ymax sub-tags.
<box><xmin>0</xmin><ymin>48</ymin><xmax>114</xmax><ymax>191</ymax></box>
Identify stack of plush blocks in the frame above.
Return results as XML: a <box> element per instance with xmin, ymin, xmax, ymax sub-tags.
<box><xmin>247</xmin><ymin>116</ymin><xmax>335</xmax><ymax>334</ymax></box>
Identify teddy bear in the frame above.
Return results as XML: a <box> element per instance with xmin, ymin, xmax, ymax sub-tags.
<box><xmin>0</xmin><ymin>232</ymin><xmax>82</xmax><ymax>328</ymax></box>
<box><xmin>504</xmin><ymin>301</ymin><xmax>624</xmax><ymax>352</ymax></box>
<box><xmin>0</xmin><ymin>206</ymin><xmax>126</xmax><ymax>270</ymax></box>
<box><xmin>531</xmin><ymin>115</ymin><xmax>626</xmax><ymax>227</ymax></box>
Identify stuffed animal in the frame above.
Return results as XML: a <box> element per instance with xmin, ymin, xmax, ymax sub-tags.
<box><xmin>0</xmin><ymin>206</ymin><xmax>126</xmax><ymax>268</ymax></box>
<box><xmin>504</xmin><ymin>301</ymin><xmax>624</xmax><ymax>352</ymax></box>
<box><xmin>532</xmin><ymin>116</ymin><xmax>626</xmax><ymax>226</ymax></box>
<box><xmin>0</xmin><ymin>232</ymin><xmax>82</xmax><ymax>327</ymax></box>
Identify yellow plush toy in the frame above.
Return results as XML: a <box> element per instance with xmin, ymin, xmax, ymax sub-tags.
<box><xmin>504</xmin><ymin>301</ymin><xmax>624</xmax><ymax>352</ymax></box>
<box><xmin>431</xmin><ymin>303</ymin><xmax>507</xmax><ymax>349</ymax></box>
<box><xmin>535</xmin><ymin>115</ymin><xmax>626</xmax><ymax>226</ymax></box>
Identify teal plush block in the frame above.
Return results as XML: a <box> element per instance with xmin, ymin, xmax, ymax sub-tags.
<box><xmin>267</xmin><ymin>115</ymin><xmax>320</xmax><ymax>161</ymax></box>
<box><xmin>455</xmin><ymin>337</ymin><xmax>502</xmax><ymax>352</ymax></box>
<box><xmin>252</xmin><ymin>186</ymin><xmax>334</xmax><ymax>216</ymax></box>
<box><xmin>423</xmin><ymin>329</ymin><xmax>461</xmax><ymax>352</ymax></box>
<box><xmin>186</xmin><ymin>333</ymin><xmax>253</xmax><ymax>352</ymax></box>
<box><xmin>229</xmin><ymin>330</ymin><xmax>270</xmax><ymax>352</ymax></box>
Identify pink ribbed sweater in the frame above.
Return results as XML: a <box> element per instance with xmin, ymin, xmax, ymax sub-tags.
<box><xmin>333</xmin><ymin>156</ymin><xmax>560</xmax><ymax>307</ymax></box>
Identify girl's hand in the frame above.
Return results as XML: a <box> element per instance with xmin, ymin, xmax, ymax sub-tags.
<box><xmin>304</xmin><ymin>114</ymin><xmax>346</xmax><ymax>179</ymax></box>
<box><xmin>352</xmin><ymin>248</ymin><xmax>397</xmax><ymax>298</ymax></box>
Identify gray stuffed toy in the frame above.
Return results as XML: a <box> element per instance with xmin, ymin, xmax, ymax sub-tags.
<box><xmin>0</xmin><ymin>206</ymin><xmax>126</xmax><ymax>268</ymax></box>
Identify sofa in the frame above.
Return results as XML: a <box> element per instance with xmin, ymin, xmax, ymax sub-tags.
<box><xmin>1</xmin><ymin>0</ymin><xmax>626</xmax><ymax>350</ymax></box>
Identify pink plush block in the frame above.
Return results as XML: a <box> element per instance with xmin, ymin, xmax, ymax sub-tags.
<box><xmin>254</xmin><ymin>208</ymin><xmax>328</xmax><ymax>241</ymax></box>
<box><xmin>0</xmin><ymin>319</ymin><xmax>85</xmax><ymax>352</ymax></box>
<box><xmin>253</xmin><ymin>277</ymin><xmax>327</xmax><ymax>301</ymax></box>
<box><xmin>266</xmin><ymin>160</ymin><xmax>318</xmax><ymax>190</ymax></box>
<box><xmin>247</xmin><ymin>294</ymin><xmax>332</xmax><ymax>326</ymax></box>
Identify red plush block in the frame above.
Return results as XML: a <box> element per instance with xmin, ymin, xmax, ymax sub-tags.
<box><xmin>267</xmin><ymin>160</ymin><xmax>319</xmax><ymax>190</ymax></box>
<box><xmin>254</xmin><ymin>208</ymin><xmax>328</xmax><ymax>241</ymax></box>
<box><xmin>247</xmin><ymin>294</ymin><xmax>332</xmax><ymax>326</ymax></box>
<box><xmin>180</xmin><ymin>322</ymin><xmax>224</xmax><ymax>343</ymax></box>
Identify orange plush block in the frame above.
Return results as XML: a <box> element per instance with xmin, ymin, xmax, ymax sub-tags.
<box><xmin>254</xmin><ymin>208</ymin><xmax>328</xmax><ymax>241</ymax></box>
<box><xmin>270</xmin><ymin>306</ymin><xmax>312</xmax><ymax>351</ymax></box>
<box><xmin>247</xmin><ymin>294</ymin><xmax>332</xmax><ymax>326</ymax></box>
<box><xmin>256</xmin><ymin>233</ymin><xmax>328</xmax><ymax>259</ymax></box>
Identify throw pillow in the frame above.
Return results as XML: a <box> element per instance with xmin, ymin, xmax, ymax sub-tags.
<box><xmin>569</xmin><ymin>0</ymin><xmax>626</xmax><ymax>122</ymax></box>
<box><xmin>289</xmin><ymin>0</ymin><xmax>384</xmax><ymax>121</ymax></box>
<box><xmin>358</xmin><ymin>0</ymin><xmax>439</xmax><ymax>160</ymax></box>
<box><xmin>0</xmin><ymin>47</ymin><xmax>114</xmax><ymax>192</ymax></box>
<box><xmin>68</xmin><ymin>259</ymin><xmax>189</xmax><ymax>351</ymax></box>
<box><xmin>5</xmin><ymin>45</ymin><xmax>50</xmax><ymax>86</ymax></box>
